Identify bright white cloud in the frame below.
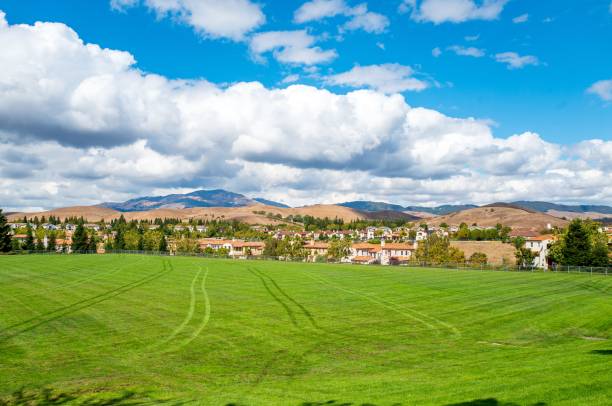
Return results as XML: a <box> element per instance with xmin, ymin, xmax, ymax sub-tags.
<box><xmin>294</xmin><ymin>0</ymin><xmax>389</xmax><ymax>34</ymax></box>
<box><xmin>325</xmin><ymin>64</ymin><xmax>429</xmax><ymax>93</ymax></box>
<box><xmin>448</xmin><ymin>45</ymin><xmax>485</xmax><ymax>57</ymax></box>
<box><xmin>342</xmin><ymin>4</ymin><xmax>390</xmax><ymax>34</ymax></box>
<box><xmin>512</xmin><ymin>13</ymin><xmax>529</xmax><ymax>23</ymax></box>
<box><xmin>494</xmin><ymin>52</ymin><xmax>540</xmax><ymax>69</ymax></box>
<box><xmin>587</xmin><ymin>79</ymin><xmax>612</xmax><ymax>101</ymax></box>
<box><xmin>249</xmin><ymin>30</ymin><xmax>337</xmax><ymax>65</ymax></box>
<box><xmin>111</xmin><ymin>0</ymin><xmax>265</xmax><ymax>41</ymax></box>
<box><xmin>401</xmin><ymin>0</ymin><xmax>509</xmax><ymax>24</ymax></box>
<box><xmin>294</xmin><ymin>0</ymin><xmax>346</xmax><ymax>22</ymax></box>
<box><xmin>0</xmin><ymin>12</ymin><xmax>610</xmax><ymax>209</ymax></box>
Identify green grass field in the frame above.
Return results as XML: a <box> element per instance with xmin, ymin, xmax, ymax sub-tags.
<box><xmin>0</xmin><ymin>255</ymin><xmax>610</xmax><ymax>405</ymax></box>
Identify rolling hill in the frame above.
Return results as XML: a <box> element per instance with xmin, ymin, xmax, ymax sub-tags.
<box><xmin>7</xmin><ymin>204</ymin><xmax>371</xmax><ymax>224</ymax></box>
<box><xmin>426</xmin><ymin>205</ymin><xmax>569</xmax><ymax>230</ymax></box>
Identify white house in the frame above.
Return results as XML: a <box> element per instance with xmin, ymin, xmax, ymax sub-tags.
<box><xmin>525</xmin><ymin>235</ymin><xmax>554</xmax><ymax>269</ymax></box>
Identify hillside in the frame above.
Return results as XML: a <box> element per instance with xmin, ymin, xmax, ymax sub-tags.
<box><xmin>7</xmin><ymin>204</ymin><xmax>370</xmax><ymax>224</ymax></box>
<box><xmin>426</xmin><ymin>205</ymin><xmax>569</xmax><ymax>230</ymax></box>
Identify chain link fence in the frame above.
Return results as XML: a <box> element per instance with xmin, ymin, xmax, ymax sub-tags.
<box><xmin>5</xmin><ymin>249</ymin><xmax>610</xmax><ymax>275</ymax></box>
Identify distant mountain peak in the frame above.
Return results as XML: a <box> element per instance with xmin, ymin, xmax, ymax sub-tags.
<box><xmin>101</xmin><ymin>189</ymin><xmax>290</xmax><ymax>212</ymax></box>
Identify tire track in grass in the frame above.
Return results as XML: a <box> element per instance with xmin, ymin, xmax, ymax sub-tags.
<box><xmin>248</xmin><ymin>268</ymin><xmax>299</xmax><ymax>328</ymax></box>
<box><xmin>0</xmin><ymin>259</ymin><xmax>172</xmax><ymax>343</ymax></box>
<box><xmin>253</xmin><ymin>267</ymin><xmax>320</xmax><ymax>331</ymax></box>
<box><xmin>152</xmin><ymin>268</ymin><xmax>202</xmax><ymax>350</ymax></box>
<box><xmin>165</xmin><ymin>268</ymin><xmax>211</xmax><ymax>352</ymax></box>
<box><xmin>301</xmin><ymin>270</ymin><xmax>444</xmax><ymax>335</ymax></box>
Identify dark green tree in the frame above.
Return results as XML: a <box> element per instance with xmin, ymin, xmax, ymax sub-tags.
<box><xmin>23</xmin><ymin>224</ymin><xmax>35</xmax><ymax>251</ymax></box>
<box><xmin>114</xmin><ymin>227</ymin><xmax>125</xmax><ymax>250</ymax></box>
<box><xmin>159</xmin><ymin>235</ymin><xmax>168</xmax><ymax>252</ymax></box>
<box><xmin>35</xmin><ymin>236</ymin><xmax>45</xmax><ymax>251</ymax></box>
<box><xmin>0</xmin><ymin>209</ymin><xmax>12</xmax><ymax>252</ymax></box>
<box><xmin>88</xmin><ymin>234</ymin><xmax>98</xmax><ymax>252</ymax></box>
<box><xmin>562</xmin><ymin>219</ymin><xmax>591</xmax><ymax>266</ymax></box>
<box><xmin>47</xmin><ymin>232</ymin><xmax>57</xmax><ymax>252</ymax></box>
<box><xmin>590</xmin><ymin>238</ymin><xmax>610</xmax><ymax>267</ymax></box>
<box><xmin>71</xmin><ymin>222</ymin><xmax>89</xmax><ymax>252</ymax></box>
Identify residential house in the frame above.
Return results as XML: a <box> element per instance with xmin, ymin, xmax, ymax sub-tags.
<box><xmin>525</xmin><ymin>235</ymin><xmax>554</xmax><ymax>269</ymax></box>
<box><xmin>350</xmin><ymin>243</ymin><xmax>380</xmax><ymax>264</ymax></box>
<box><xmin>378</xmin><ymin>240</ymin><xmax>415</xmax><ymax>265</ymax></box>
<box><xmin>303</xmin><ymin>242</ymin><xmax>329</xmax><ymax>262</ymax></box>
<box><xmin>230</xmin><ymin>241</ymin><xmax>265</xmax><ymax>258</ymax></box>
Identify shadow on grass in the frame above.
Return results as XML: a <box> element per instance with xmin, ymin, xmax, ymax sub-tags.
<box><xmin>590</xmin><ymin>349</ymin><xmax>612</xmax><ymax>355</ymax></box>
<box><xmin>446</xmin><ymin>399</ymin><xmax>547</xmax><ymax>406</ymax></box>
<box><xmin>0</xmin><ymin>387</ymin><xmax>189</xmax><ymax>406</ymax></box>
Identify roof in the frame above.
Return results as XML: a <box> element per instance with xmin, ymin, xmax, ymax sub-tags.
<box><xmin>232</xmin><ymin>241</ymin><xmax>265</xmax><ymax>248</ymax></box>
<box><xmin>527</xmin><ymin>235</ymin><xmax>554</xmax><ymax>241</ymax></box>
<box><xmin>509</xmin><ymin>229</ymin><xmax>539</xmax><ymax>238</ymax></box>
<box><xmin>352</xmin><ymin>243</ymin><xmax>379</xmax><ymax>250</ymax></box>
<box><xmin>304</xmin><ymin>242</ymin><xmax>329</xmax><ymax>249</ymax></box>
<box><xmin>382</xmin><ymin>243</ymin><xmax>415</xmax><ymax>250</ymax></box>
<box><xmin>199</xmin><ymin>239</ymin><xmax>232</xmax><ymax>246</ymax></box>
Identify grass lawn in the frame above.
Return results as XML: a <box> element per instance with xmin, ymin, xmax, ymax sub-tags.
<box><xmin>0</xmin><ymin>254</ymin><xmax>610</xmax><ymax>405</ymax></box>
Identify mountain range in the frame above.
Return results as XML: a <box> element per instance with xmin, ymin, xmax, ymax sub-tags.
<box><xmin>99</xmin><ymin>189</ymin><xmax>611</xmax><ymax>219</ymax></box>
<box><xmin>102</xmin><ymin>189</ymin><xmax>289</xmax><ymax>212</ymax></box>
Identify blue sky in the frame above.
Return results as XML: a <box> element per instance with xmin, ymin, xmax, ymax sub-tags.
<box><xmin>3</xmin><ymin>0</ymin><xmax>611</xmax><ymax>143</ymax></box>
<box><xmin>0</xmin><ymin>0</ymin><xmax>610</xmax><ymax>210</ymax></box>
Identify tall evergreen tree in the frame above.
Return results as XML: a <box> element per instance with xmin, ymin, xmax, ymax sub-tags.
<box><xmin>0</xmin><ymin>209</ymin><xmax>12</xmax><ymax>252</ymax></box>
<box><xmin>561</xmin><ymin>219</ymin><xmax>591</xmax><ymax>266</ymax></box>
<box><xmin>24</xmin><ymin>224</ymin><xmax>35</xmax><ymax>251</ymax></box>
<box><xmin>114</xmin><ymin>227</ymin><xmax>125</xmax><ymax>250</ymax></box>
<box><xmin>159</xmin><ymin>235</ymin><xmax>167</xmax><ymax>252</ymax></box>
<box><xmin>71</xmin><ymin>222</ymin><xmax>89</xmax><ymax>252</ymax></box>
<box><xmin>48</xmin><ymin>232</ymin><xmax>57</xmax><ymax>252</ymax></box>
<box><xmin>35</xmin><ymin>236</ymin><xmax>45</xmax><ymax>251</ymax></box>
<box><xmin>88</xmin><ymin>234</ymin><xmax>98</xmax><ymax>252</ymax></box>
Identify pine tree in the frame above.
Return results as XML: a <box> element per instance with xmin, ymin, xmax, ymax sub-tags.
<box><xmin>35</xmin><ymin>237</ymin><xmax>45</xmax><ymax>251</ymax></box>
<box><xmin>71</xmin><ymin>222</ymin><xmax>89</xmax><ymax>252</ymax></box>
<box><xmin>0</xmin><ymin>209</ymin><xmax>12</xmax><ymax>252</ymax></box>
<box><xmin>114</xmin><ymin>227</ymin><xmax>125</xmax><ymax>250</ymax></box>
<box><xmin>48</xmin><ymin>232</ymin><xmax>57</xmax><ymax>252</ymax></box>
<box><xmin>88</xmin><ymin>234</ymin><xmax>98</xmax><ymax>252</ymax></box>
<box><xmin>562</xmin><ymin>219</ymin><xmax>591</xmax><ymax>266</ymax></box>
<box><xmin>24</xmin><ymin>224</ymin><xmax>35</xmax><ymax>251</ymax></box>
<box><xmin>159</xmin><ymin>235</ymin><xmax>167</xmax><ymax>252</ymax></box>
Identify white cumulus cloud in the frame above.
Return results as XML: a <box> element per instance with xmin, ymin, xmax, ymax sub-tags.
<box><xmin>249</xmin><ymin>30</ymin><xmax>337</xmax><ymax>65</ymax></box>
<box><xmin>294</xmin><ymin>0</ymin><xmax>389</xmax><ymax>34</ymax></box>
<box><xmin>400</xmin><ymin>0</ymin><xmax>509</xmax><ymax>24</ymax></box>
<box><xmin>587</xmin><ymin>79</ymin><xmax>612</xmax><ymax>101</ymax></box>
<box><xmin>494</xmin><ymin>52</ymin><xmax>540</xmax><ymax>69</ymax></box>
<box><xmin>448</xmin><ymin>45</ymin><xmax>485</xmax><ymax>57</ymax></box>
<box><xmin>325</xmin><ymin>64</ymin><xmax>429</xmax><ymax>93</ymax></box>
<box><xmin>110</xmin><ymin>0</ymin><xmax>265</xmax><ymax>41</ymax></box>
